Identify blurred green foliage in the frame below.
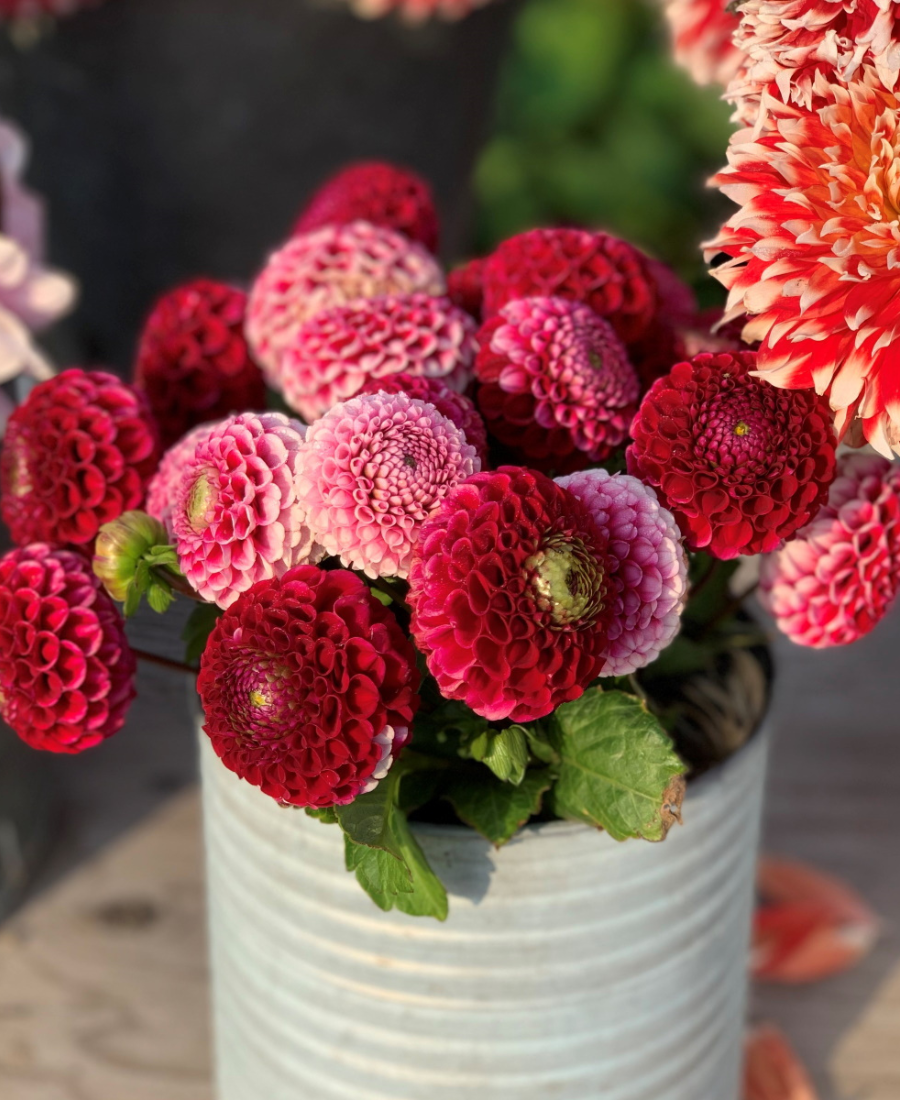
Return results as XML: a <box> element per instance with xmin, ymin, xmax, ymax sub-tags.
<box><xmin>474</xmin><ymin>0</ymin><xmax>734</xmax><ymax>296</ymax></box>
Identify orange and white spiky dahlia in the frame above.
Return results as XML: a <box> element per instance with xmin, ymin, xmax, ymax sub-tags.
<box><xmin>661</xmin><ymin>0</ymin><xmax>744</xmax><ymax>87</ymax></box>
<box><xmin>708</xmin><ymin>67</ymin><xmax>900</xmax><ymax>457</ymax></box>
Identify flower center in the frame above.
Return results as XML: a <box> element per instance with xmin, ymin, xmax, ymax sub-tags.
<box><xmin>527</xmin><ymin>535</ymin><xmax>606</xmax><ymax>628</ymax></box>
<box><xmin>186</xmin><ymin>472</ymin><xmax>215</xmax><ymax>530</ymax></box>
<box><xmin>694</xmin><ymin>392</ymin><xmax>775</xmax><ymax>475</ymax></box>
<box><xmin>4</xmin><ymin>441</ymin><xmax>32</xmax><ymax>498</ymax></box>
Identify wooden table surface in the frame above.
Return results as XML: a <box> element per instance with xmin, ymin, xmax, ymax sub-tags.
<box><xmin>0</xmin><ymin>609</ymin><xmax>897</xmax><ymax>1100</ymax></box>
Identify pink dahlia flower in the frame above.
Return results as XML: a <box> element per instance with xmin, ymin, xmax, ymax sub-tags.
<box><xmin>0</xmin><ymin>1</ymin><xmax>104</xmax><ymax>19</ymax></box>
<box><xmin>661</xmin><ymin>0</ymin><xmax>745</xmax><ymax>87</ymax></box>
<box><xmin>760</xmin><ymin>453</ymin><xmax>900</xmax><ymax>648</ymax></box>
<box><xmin>475</xmin><ymin>296</ymin><xmax>640</xmax><ymax>471</ymax></box>
<box><xmin>279</xmin><ymin>293</ymin><xmax>477</xmax><ymax>421</ymax></box>
<box><xmin>0</xmin><ymin>117</ymin><xmax>76</xmax><ymax>387</ymax></box>
<box><xmin>298</xmin><ymin>391</ymin><xmax>479</xmax><ymax>579</ymax></box>
<box><xmin>171</xmin><ymin>412</ymin><xmax>322</xmax><ymax>609</ymax></box>
<box><xmin>245</xmin><ymin>221</ymin><xmax>444</xmax><ymax>388</ymax></box>
<box><xmin>357</xmin><ymin>372</ymin><xmax>489</xmax><ymax>467</ymax></box>
<box><xmin>557</xmin><ymin>469</ymin><xmax>688</xmax><ymax>676</ymax></box>
<box><xmin>708</xmin><ymin>67</ymin><xmax>900</xmax><ymax>458</ymax></box>
<box><xmin>344</xmin><ymin>0</ymin><xmax>501</xmax><ymax>21</ymax></box>
<box><xmin>145</xmin><ymin>420</ymin><xmax>221</xmax><ymax>535</ymax></box>
<box><xmin>0</xmin><ymin>543</ymin><xmax>135</xmax><ymax>753</ymax></box>
<box><xmin>408</xmin><ymin>467</ymin><xmax>615</xmax><ymax>723</ymax></box>
<box><xmin>198</xmin><ymin>566</ymin><xmax>420</xmax><ymax>808</ymax></box>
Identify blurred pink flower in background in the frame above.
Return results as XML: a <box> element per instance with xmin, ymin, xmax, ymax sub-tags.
<box><xmin>661</xmin><ymin>0</ymin><xmax>744</xmax><ymax>87</ymax></box>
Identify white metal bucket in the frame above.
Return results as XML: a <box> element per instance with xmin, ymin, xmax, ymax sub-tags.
<box><xmin>200</xmin><ymin>720</ymin><xmax>769</xmax><ymax>1100</ymax></box>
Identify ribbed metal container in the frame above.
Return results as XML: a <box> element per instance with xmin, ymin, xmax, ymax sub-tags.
<box><xmin>200</xmin><ymin>722</ymin><xmax>769</xmax><ymax>1100</ymax></box>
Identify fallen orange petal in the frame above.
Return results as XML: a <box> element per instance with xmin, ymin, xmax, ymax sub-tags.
<box><xmin>753</xmin><ymin>857</ymin><xmax>879</xmax><ymax>983</ymax></box>
<box><xmin>744</xmin><ymin>1025</ymin><xmax>819</xmax><ymax>1100</ymax></box>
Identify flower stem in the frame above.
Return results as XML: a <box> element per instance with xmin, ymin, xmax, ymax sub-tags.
<box><xmin>368</xmin><ymin>575</ymin><xmax>412</xmax><ymax>614</ymax></box>
<box><xmin>132</xmin><ymin>648</ymin><xmax>197</xmax><ymax>676</ymax></box>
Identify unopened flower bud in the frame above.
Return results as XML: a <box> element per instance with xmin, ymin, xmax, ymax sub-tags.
<box><xmin>93</xmin><ymin>510</ymin><xmax>168</xmax><ymax>602</ymax></box>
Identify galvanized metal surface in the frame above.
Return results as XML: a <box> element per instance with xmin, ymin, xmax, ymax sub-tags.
<box><xmin>201</xmin><ymin>724</ymin><xmax>769</xmax><ymax>1100</ymax></box>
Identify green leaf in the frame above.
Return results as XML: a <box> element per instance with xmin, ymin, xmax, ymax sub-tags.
<box><xmin>123</xmin><ymin>580</ymin><xmax>142</xmax><ymax>619</ymax></box>
<box><xmin>549</xmin><ymin>689</ymin><xmax>687</xmax><ymax>842</ymax></box>
<box><xmin>334</xmin><ymin>768</ymin><xmax>405</xmax><ymax>861</ymax></box>
<box><xmin>471</xmin><ymin>725</ymin><xmax>529</xmax><ymax>786</ymax></box>
<box><xmin>146</xmin><ymin>581</ymin><xmax>175</xmax><ymax>615</ymax></box>
<box><xmin>444</xmin><ymin>769</ymin><xmax>552</xmax><ymax>847</ymax></box>
<box><xmin>522</xmin><ymin>722</ymin><xmax>559</xmax><ymax>765</ymax></box>
<box><xmin>370</xmin><ymin>588</ymin><xmax>393</xmax><ymax>607</ymax></box>
<box><xmin>182</xmin><ymin>603</ymin><xmax>223</xmax><ymax>665</ymax></box>
<box><xmin>305</xmin><ymin>807</ymin><xmax>338</xmax><ymax>825</ymax></box>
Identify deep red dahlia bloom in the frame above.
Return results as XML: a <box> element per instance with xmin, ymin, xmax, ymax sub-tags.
<box><xmin>1</xmin><ymin>369</ymin><xmax>160</xmax><ymax>548</ymax></box>
<box><xmin>134</xmin><ymin>279</ymin><xmax>266</xmax><ymax>449</ymax></box>
<box><xmin>447</xmin><ymin>257</ymin><xmax>485</xmax><ymax>321</ymax></box>
<box><xmin>293</xmin><ymin>161</ymin><xmax>439</xmax><ymax>254</ymax></box>
<box><xmin>408</xmin><ymin>467</ymin><xmax>615</xmax><ymax>723</ymax></box>
<box><xmin>357</xmin><ymin>372</ymin><xmax>489</xmax><ymax>466</ymax></box>
<box><xmin>627</xmin><ymin>352</ymin><xmax>838</xmax><ymax>559</ymax></box>
<box><xmin>198</xmin><ymin>565</ymin><xmax>420</xmax><ymax>808</ymax></box>
<box><xmin>0</xmin><ymin>544</ymin><xmax>135</xmax><ymax>753</ymax></box>
<box><xmin>475</xmin><ymin>297</ymin><xmax>639</xmax><ymax>472</ymax></box>
<box><xmin>481</xmin><ymin>228</ymin><xmax>658</xmax><ymax>346</ymax></box>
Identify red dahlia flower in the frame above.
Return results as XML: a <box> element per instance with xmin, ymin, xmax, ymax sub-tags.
<box><xmin>198</xmin><ymin>565</ymin><xmax>420</xmax><ymax>808</ymax></box>
<box><xmin>475</xmin><ymin>296</ymin><xmax>640</xmax><ymax>472</ymax></box>
<box><xmin>447</xmin><ymin>257</ymin><xmax>485</xmax><ymax>321</ymax></box>
<box><xmin>627</xmin><ymin>352</ymin><xmax>838</xmax><ymax>559</ymax></box>
<box><xmin>709</xmin><ymin>68</ymin><xmax>900</xmax><ymax>457</ymax></box>
<box><xmin>134</xmin><ymin>279</ymin><xmax>266</xmax><ymax>450</ymax></box>
<box><xmin>0</xmin><ymin>369</ymin><xmax>160</xmax><ymax>548</ymax></box>
<box><xmin>293</xmin><ymin>161</ymin><xmax>439</xmax><ymax>254</ymax></box>
<box><xmin>0</xmin><ymin>544</ymin><xmax>135</xmax><ymax>753</ymax></box>
<box><xmin>408</xmin><ymin>467</ymin><xmax>615</xmax><ymax>723</ymax></box>
<box><xmin>481</xmin><ymin>228</ymin><xmax>659</xmax><ymax>346</ymax></box>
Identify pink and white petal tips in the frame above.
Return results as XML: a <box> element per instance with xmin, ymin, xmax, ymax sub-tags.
<box><xmin>245</xmin><ymin>220</ymin><xmax>445</xmax><ymax>391</ymax></box>
<box><xmin>146</xmin><ymin>420</ymin><xmax>224</xmax><ymax>535</ymax></box>
<box><xmin>556</xmin><ymin>468</ymin><xmax>689</xmax><ymax>676</ymax></box>
<box><xmin>171</xmin><ymin>411</ymin><xmax>324</xmax><ymax>609</ymax></box>
<box><xmin>660</xmin><ymin>0</ymin><xmax>745</xmax><ymax>88</ymax></box>
<box><xmin>297</xmin><ymin>390</ymin><xmax>479</xmax><ymax>580</ymax></box>
<box><xmin>759</xmin><ymin>453</ymin><xmax>900</xmax><ymax>648</ymax></box>
<box><xmin>279</xmin><ymin>292</ymin><xmax>477</xmax><ymax>422</ymax></box>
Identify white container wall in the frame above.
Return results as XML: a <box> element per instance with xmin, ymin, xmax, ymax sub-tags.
<box><xmin>200</xmin><ymin>723</ymin><xmax>769</xmax><ymax>1100</ymax></box>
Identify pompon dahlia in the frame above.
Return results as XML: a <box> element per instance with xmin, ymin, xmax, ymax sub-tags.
<box><xmin>626</xmin><ymin>351</ymin><xmax>838</xmax><ymax>559</ymax></box>
<box><xmin>198</xmin><ymin>566</ymin><xmax>420</xmax><ymax>808</ymax></box>
<box><xmin>298</xmin><ymin>391</ymin><xmax>479</xmax><ymax>579</ymax></box>
<box><xmin>145</xmin><ymin>420</ymin><xmax>220</xmax><ymax>535</ymax></box>
<box><xmin>626</xmin><ymin>258</ymin><xmax>697</xmax><ymax>392</ymax></box>
<box><xmin>408</xmin><ymin>467</ymin><xmax>615</xmax><ymax>722</ymax></box>
<box><xmin>661</xmin><ymin>0</ymin><xmax>745</xmax><ymax>87</ymax></box>
<box><xmin>246</xmin><ymin>221</ymin><xmax>445</xmax><ymax>388</ymax></box>
<box><xmin>475</xmin><ymin>296</ymin><xmax>639</xmax><ymax>472</ymax></box>
<box><xmin>556</xmin><ymin>469</ymin><xmax>688</xmax><ymax>676</ymax></box>
<box><xmin>293</xmin><ymin>161</ymin><xmax>439</xmax><ymax>254</ymax></box>
<box><xmin>760</xmin><ymin>453</ymin><xmax>900</xmax><ymax>647</ymax></box>
<box><xmin>279</xmin><ymin>293</ymin><xmax>477</xmax><ymax>421</ymax></box>
<box><xmin>171</xmin><ymin>412</ymin><xmax>322</xmax><ymax>609</ymax></box>
<box><xmin>1</xmin><ymin>369</ymin><xmax>160</xmax><ymax>548</ymax></box>
<box><xmin>357</xmin><ymin>373</ymin><xmax>489</xmax><ymax>467</ymax></box>
<box><xmin>0</xmin><ymin>543</ymin><xmax>135</xmax><ymax>753</ymax></box>
<box><xmin>447</xmin><ymin>257</ymin><xmax>485</xmax><ymax>321</ymax></box>
<box><xmin>709</xmin><ymin>69</ymin><xmax>900</xmax><ymax>457</ymax></box>
<box><xmin>134</xmin><ymin>279</ymin><xmax>266</xmax><ymax>450</ymax></box>
<box><xmin>481</xmin><ymin>228</ymin><xmax>658</xmax><ymax>346</ymax></box>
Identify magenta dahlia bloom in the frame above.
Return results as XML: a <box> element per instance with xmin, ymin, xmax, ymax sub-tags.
<box><xmin>171</xmin><ymin>412</ymin><xmax>322</xmax><ymax>609</ymax></box>
<box><xmin>298</xmin><ymin>391</ymin><xmax>479</xmax><ymax>579</ymax></box>
<box><xmin>0</xmin><ymin>544</ymin><xmax>135</xmax><ymax>753</ymax></box>
<box><xmin>556</xmin><ymin>469</ymin><xmax>688</xmax><ymax>676</ymax></box>
<box><xmin>408</xmin><ymin>467</ymin><xmax>615</xmax><ymax>723</ymax></box>
<box><xmin>760</xmin><ymin>454</ymin><xmax>900</xmax><ymax>648</ymax></box>
<box><xmin>198</xmin><ymin>565</ymin><xmax>420</xmax><ymax>808</ymax></box>
<box><xmin>145</xmin><ymin>420</ymin><xmax>221</xmax><ymax>535</ymax></box>
<box><xmin>475</xmin><ymin>296</ymin><xmax>640</xmax><ymax>471</ymax></box>
<box><xmin>279</xmin><ymin>293</ymin><xmax>477</xmax><ymax>421</ymax></box>
<box><xmin>246</xmin><ymin>221</ymin><xmax>445</xmax><ymax>388</ymax></box>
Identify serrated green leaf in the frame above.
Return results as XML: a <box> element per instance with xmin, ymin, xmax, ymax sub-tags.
<box><xmin>523</xmin><ymin>723</ymin><xmax>560</xmax><ymax>765</ymax></box>
<box><xmin>146</xmin><ymin>581</ymin><xmax>175</xmax><ymax>615</ymax></box>
<box><xmin>476</xmin><ymin>725</ymin><xmax>529</xmax><ymax>785</ymax></box>
<box><xmin>182</xmin><ymin>602</ymin><xmax>224</xmax><ymax>665</ymax></box>
<box><xmin>444</xmin><ymin>769</ymin><xmax>552</xmax><ymax>847</ymax></box>
<box><xmin>549</xmin><ymin>689</ymin><xmax>686</xmax><ymax>842</ymax></box>
<box><xmin>334</xmin><ymin>768</ymin><xmax>405</xmax><ymax>861</ymax></box>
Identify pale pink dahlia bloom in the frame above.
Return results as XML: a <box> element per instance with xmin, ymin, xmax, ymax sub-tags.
<box><xmin>345</xmin><ymin>0</ymin><xmax>501</xmax><ymax>22</ymax></box>
<box><xmin>279</xmin><ymin>293</ymin><xmax>477</xmax><ymax>421</ymax></box>
<box><xmin>298</xmin><ymin>391</ymin><xmax>479</xmax><ymax>580</ymax></box>
<box><xmin>171</xmin><ymin>412</ymin><xmax>323</xmax><ymax>609</ymax></box>
<box><xmin>245</xmin><ymin>221</ymin><xmax>444</xmax><ymax>389</ymax></box>
<box><xmin>0</xmin><ymin>118</ymin><xmax>76</xmax><ymax>388</ymax></box>
<box><xmin>760</xmin><ymin>453</ymin><xmax>900</xmax><ymax>647</ymax></box>
<box><xmin>146</xmin><ymin>421</ymin><xmax>221</xmax><ymax>535</ymax></box>
<box><xmin>557</xmin><ymin>469</ymin><xmax>689</xmax><ymax>676</ymax></box>
<box><xmin>708</xmin><ymin>67</ymin><xmax>900</xmax><ymax>458</ymax></box>
<box><xmin>661</xmin><ymin>0</ymin><xmax>745</xmax><ymax>87</ymax></box>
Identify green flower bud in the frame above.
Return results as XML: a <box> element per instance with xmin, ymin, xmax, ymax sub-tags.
<box><xmin>93</xmin><ymin>511</ymin><xmax>170</xmax><ymax>602</ymax></box>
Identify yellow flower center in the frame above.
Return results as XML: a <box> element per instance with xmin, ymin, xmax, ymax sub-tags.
<box><xmin>528</xmin><ymin>535</ymin><xmax>606</xmax><ymax>629</ymax></box>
